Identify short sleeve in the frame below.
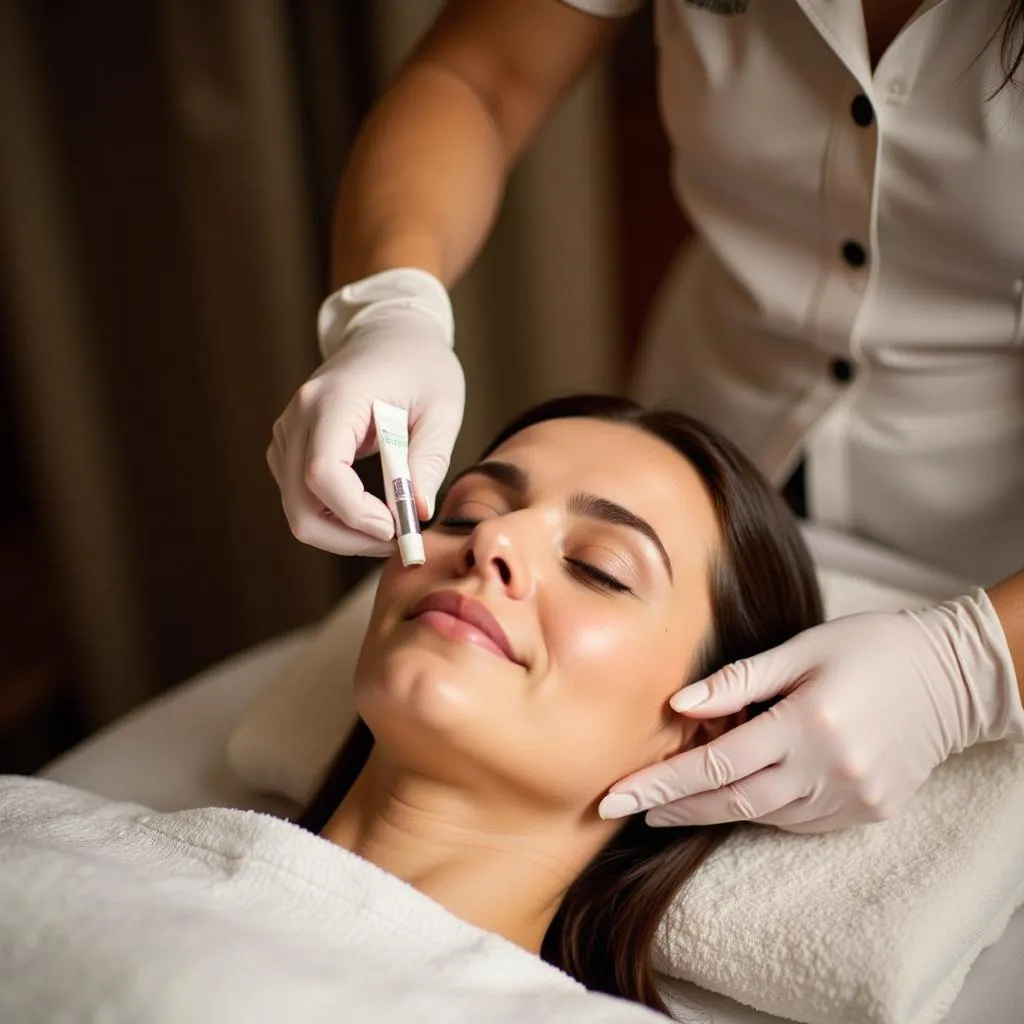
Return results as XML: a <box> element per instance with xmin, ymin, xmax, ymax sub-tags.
<box><xmin>557</xmin><ymin>0</ymin><xmax>646</xmax><ymax>18</ymax></box>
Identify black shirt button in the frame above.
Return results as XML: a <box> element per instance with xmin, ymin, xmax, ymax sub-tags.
<box><xmin>851</xmin><ymin>94</ymin><xmax>874</xmax><ymax>127</ymax></box>
<box><xmin>830</xmin><ymin>357</ymin><xmax>856</xmax><ymax>383</ymax></box>
<box><xmin>842</xmin><ymin>240</ymin><xmax>868</xmax><ymax>267</ymax></box>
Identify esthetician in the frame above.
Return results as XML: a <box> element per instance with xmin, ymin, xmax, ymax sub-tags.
<box><xmin>267</xmin><ymin>0</ymin><xmax>1024</xmax><ymax>833</ymax></box>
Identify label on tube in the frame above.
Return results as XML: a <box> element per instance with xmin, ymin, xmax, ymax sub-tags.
<box><xmin>373</xmin><ymin>400</ymin><xmax>425</xmax><ymax>566</ymax></box>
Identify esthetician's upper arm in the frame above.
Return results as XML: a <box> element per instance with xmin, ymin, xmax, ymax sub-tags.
<box><xmin>412</xmin><ymin>0</ymin><xmax>628</xmax><ymax>161</ymax></box>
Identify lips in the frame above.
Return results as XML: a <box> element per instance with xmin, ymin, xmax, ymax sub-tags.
<box><xmin>408</xmin><ymin>590</ymin><xmax>521</xmax><ymax>665</ymax></box>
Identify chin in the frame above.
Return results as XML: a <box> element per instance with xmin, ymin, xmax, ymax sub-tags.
<box><xmin>359</xmin><ymin>616</ymin><xmax>521</xmax><ymax>710</ymax></box>
<box><xmin>354</xmin><ymin>639</ymin><xmax>500</xmax><ymax>746</ymax></box>
<box><xmin>355</xmin><ymin>643</ymin><xmax>544</xmax><ymax>796</ymax></box>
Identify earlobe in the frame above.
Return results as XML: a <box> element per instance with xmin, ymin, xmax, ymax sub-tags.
<box><xmin>655</xmin><ymin>704</ymin><xmax>748</xmax><ymax>763</ymax></box>
<box><xmin>688</xmin><ymin>707</ymin><xmax>749</xmax><ymax>748</ymax></box>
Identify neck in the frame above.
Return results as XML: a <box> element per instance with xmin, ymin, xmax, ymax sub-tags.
<box><xmin>319</xmin><ymin>749</ymin><xmax>617</xmax><ymax>952</ymax></box>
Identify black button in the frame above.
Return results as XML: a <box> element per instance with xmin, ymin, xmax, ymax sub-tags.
<box><xmin>851</xmin><ymin>94</ymin><xmax>874</xmax><ymax>127</ymax></box>
<box><xmin>842</xmin><ymin>240</ymin><xmax>868</xmax><ymax>267</ymax></box>
<box><xmin>830</xmin><ymin>357</ymin><xmax>856</xmax><ymax>383</ymax></box>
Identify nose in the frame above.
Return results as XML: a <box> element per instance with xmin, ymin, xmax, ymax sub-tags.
<box><xmin>457</xmin><ymin>517</ymin><xmax>532</xmax><ymax>600</ymax></box>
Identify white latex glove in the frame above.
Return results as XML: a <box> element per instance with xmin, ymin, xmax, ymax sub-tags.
<box><xmin>599</xmin><ymin>589</ymin><xmax>1024</xmax><ymax>833</ymax></box>
<box><xmin>268</xmin><ymin>268</ymin><xmax>465</xmax><ymax>556</ymax></box>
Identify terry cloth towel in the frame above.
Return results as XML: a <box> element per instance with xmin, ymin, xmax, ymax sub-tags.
<box><xmin>652</xmin><ymin>739</ymin><xmax>1024</xmax><ymax>1024</ymax></box>
<box><xmin>0</xmin><ymin>776</ymin><xmax>663</xmax><ymax>1024</ymax></box>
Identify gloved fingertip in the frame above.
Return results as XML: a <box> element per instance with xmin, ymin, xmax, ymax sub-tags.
<box><xmin>597</xmin><ymin>792</ymin><xmax>642</xmax><ymax>819</ymax></box>
<box><xmin>670</xmin><ymin>681</ymin><xmax>711</xmax><ymax>713</ymax></box>
<box><xmin>366</xmin><ymin>513</ymin><xmax>395</xmax><ymax>543</ymax></box>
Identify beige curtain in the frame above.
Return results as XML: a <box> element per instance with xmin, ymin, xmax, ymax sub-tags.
<box><xmin>0</xmin><ymin>0</ymin><xmax>620</xmax><ymax>729</ymax></box>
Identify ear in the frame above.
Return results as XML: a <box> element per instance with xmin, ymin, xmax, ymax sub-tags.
<box><xmin>656</xmin><ymin>704</ymin><xmax>750</xmax><ymax>761</ymax></box>
<box><xmin>690</xmin><ymin>706</ymin><xmax>749</xmax><ymax>747</ymax></box>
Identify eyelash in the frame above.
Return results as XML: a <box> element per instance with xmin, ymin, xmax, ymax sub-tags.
<box><xmin>437</xmin><ymin>516</ymin><xmax>632</xmax><ymax>595</ymax></box>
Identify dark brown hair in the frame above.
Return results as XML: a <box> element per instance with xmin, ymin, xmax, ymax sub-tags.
<box><xmin>994</xmin><ymin>1</ymin><xmax>1024</xmax><ymax>94</ymax></box>
<box><xmin>298</xmin><ymin>393</ymin><xmax>823</xmax><ymax>1015</ymax></box>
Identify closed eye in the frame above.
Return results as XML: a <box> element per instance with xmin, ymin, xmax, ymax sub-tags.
<box><xmin>437</xmin><ymin>515</ymin><xmax>484</xmax><ymax>532</ymax></box>
<box><xmin>565</xmin><ymin>558</ymin><xmax>632</xmax><ymax>595</ymax></box>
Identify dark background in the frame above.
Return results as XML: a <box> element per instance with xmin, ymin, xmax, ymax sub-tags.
<box><xmin>0</xmin><ymin>1</ymin><xmax>687</xmax><ymax>773</ymax></box>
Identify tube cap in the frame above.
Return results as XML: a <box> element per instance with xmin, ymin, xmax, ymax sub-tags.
<box><xmin>398</xmin><ymin>533</ymin><xmax>425</xmax><ymax>567</ymax></box>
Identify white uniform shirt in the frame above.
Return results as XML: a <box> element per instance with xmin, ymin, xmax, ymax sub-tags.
<box><xmin>563</xmin><ymin>0</ymin><xmax>1024</xmax><ymax>584</ymax></box>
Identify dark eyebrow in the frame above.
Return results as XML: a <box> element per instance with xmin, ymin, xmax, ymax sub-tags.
<box><xmin>568</xmin><ymin>493</ymin><xmax>674</xmax><ymax>583</ymax></box>
<box><xmin>446</xmin><ymin>461</ymin><xmax>674</xmax><ymax>582</ymax></box>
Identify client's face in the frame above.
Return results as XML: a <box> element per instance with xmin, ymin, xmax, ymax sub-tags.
<box><xmin>354</xmin><ymin>417</ymin><xmax>722</xmax><ymax>813</ymax></box>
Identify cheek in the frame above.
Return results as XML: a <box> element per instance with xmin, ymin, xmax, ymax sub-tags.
<box><xmin>554</xmin><ymin>607</ymin><xmax>635</xmax><ymax>666</ymax></box>
<box><xmin>356</xmin><ymin>554</ymin><xmax>445</xmax><ymax>675</ymax></box>
<box><xmin>372</xmin><ymin>544</ymin><xmax>452</xmax><ymax>621</ymax></box>
<box><xmin>550</xmin><ymin>605</ymin><xmax>681</xmax><ymax>691</ymax></box>
<box><xmin>364</xmin><ymin>525</ymin><xmax>478</xmax><ymax>645</ymax></box>
<box><xmin>540</xmin><ymin>607</ymin><xmax>686</xmax><ymax>786</ymax></box>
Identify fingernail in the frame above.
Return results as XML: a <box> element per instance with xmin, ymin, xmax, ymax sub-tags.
<box><xmin>671</xmin><ymin>681</ymin><xmax>710</xmax><ymax>712</ymax></box>
<box><xmin>598</xmin><ymin>792</ymin><xmax>641</xmax><ymax>820</ymax></box>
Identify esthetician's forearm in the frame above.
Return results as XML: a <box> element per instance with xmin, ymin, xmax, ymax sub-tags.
<box><xmin>988</xmin><ymin>568</ymin><xmax>1024</xmax><ymax>703</ymax></box>
<box><xmin>330</xmin><ymin>0</ymin><xmax>622</xmax><ymax>289</ymax></box>
<box><xmin>330</xmin><ymin>60</ymin><xmax>506</xmax><ymax>288</ymax></box>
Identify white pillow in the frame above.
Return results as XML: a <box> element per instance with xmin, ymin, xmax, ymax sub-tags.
<box><xmin>226</xmin><ymin>567</ymin><xmax>933</xmax><ymax>809</ymax></box>
<box><xmin>227</xmin><ymin>570</ymin><xmax>379</xmax><ymax>808</ymax></box>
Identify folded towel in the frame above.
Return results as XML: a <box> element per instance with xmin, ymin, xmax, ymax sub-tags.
<box><xmin>653</xmin><ymin>739</ymin><xmax>1024</xmax><ymax>1024</ymax></box>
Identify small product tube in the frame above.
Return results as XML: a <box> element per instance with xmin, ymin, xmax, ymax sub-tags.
<box><xmin>373</xmin><ymin>400</ymin><xmax>425</xmax><ymax>566</ymax></box>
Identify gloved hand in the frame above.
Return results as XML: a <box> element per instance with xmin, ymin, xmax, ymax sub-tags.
<box><xmin>267</xmin><ymin>268</ymin><xmax>465</xmax><ymax>556</ymax></box>
<box><xmin>599</xmin><ymin>590</ymin><xmax>1024</xmax><ymax>832</ymax></box>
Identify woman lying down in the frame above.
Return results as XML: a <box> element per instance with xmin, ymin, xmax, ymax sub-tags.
<box><xmin>0</xmin><ymin>394</ymin><xmax>823</xmax><ymax>1023</ymax></box>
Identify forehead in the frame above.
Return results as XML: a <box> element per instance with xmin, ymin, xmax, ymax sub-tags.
<box><xmin>487</xmin><ymin>417</ymin><xmax>722</xmax><ymax>568</ymax></box>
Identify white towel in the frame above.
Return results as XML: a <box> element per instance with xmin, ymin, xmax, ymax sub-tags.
<box><xmin>0</xmin><ymin>776</ymin><xmax>663</xmax><ymax>1024</ymax></box>
<box><xmin>653</xmin><ymin>739</ymin><xmax>1024</xmax><ymax>1024</ymax></box>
